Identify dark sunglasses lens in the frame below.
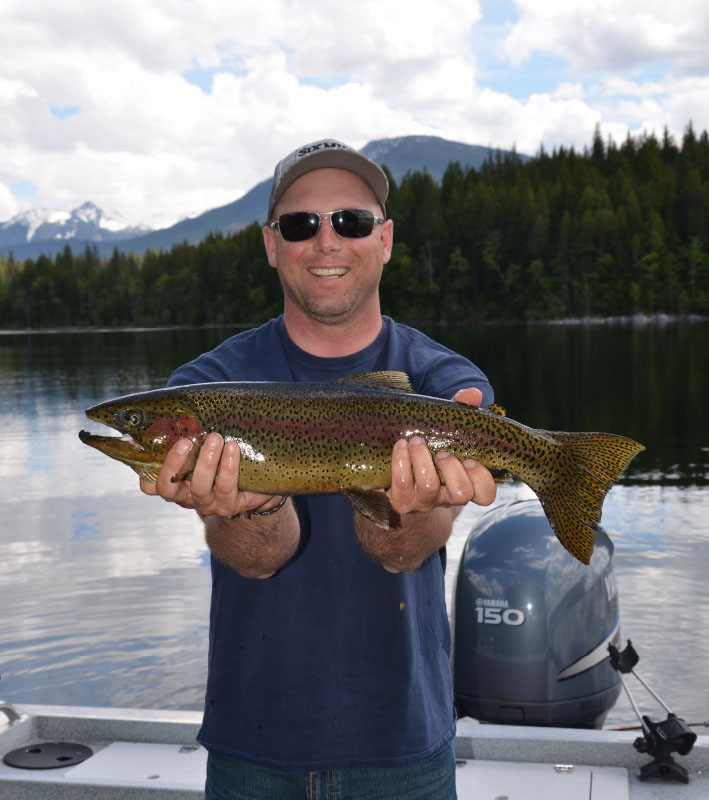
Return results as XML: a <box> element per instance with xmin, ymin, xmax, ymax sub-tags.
<box><xmin>277</xmin><ymin>209</ymin><xmax>377</xmax><ymax>241</ymax></box>
<box><xmin>331</xmin><ymin>209</ymin><xmax>375</xmax><ymax>238</ymax></box>
<box><xmin>278</xmin><ymin>212</ymin><xmax>321</xmax><ymax>241</ymax></box>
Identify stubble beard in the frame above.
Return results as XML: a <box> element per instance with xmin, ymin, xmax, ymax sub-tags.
<box><xmin>284</xmin><ymin>284</ymin><xmax>358</xmax><ymax>326</ymax></box>
<box><xmin>282</xmin><ymin>275</ymin><xmax>380</xmax><ymax>327</ymax></box>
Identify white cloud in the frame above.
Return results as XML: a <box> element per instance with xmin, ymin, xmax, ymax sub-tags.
<box><xmin>0</xmin><ymin>183</ymin><xmax>18</xmax><ymax>220</ymax></box>
<box><xmin>458</xmin><ymin>89</ymin><xmax>604</xmax><ymax>155</ymax></box>
<box><xmin>0</xmin><ymin>0</ymin><xmax>707</xmax><ymax>226</ymax></box>
<box><xmin>552</xmin><ymin>82</ymin><xmax>587</xmax><ymax>101</ymax></box>
<box><xmin>497</xmin><ymin>1</ymin><xmax>709</xmax><ymax>146</ymax></box>
<box><xmin>502</xmin><ymin>1</ymin><xmax>709</xmax><ymax>73</ymax></box>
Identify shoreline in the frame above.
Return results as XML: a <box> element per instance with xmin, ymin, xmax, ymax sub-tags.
<box><xmin>545</xmin><ymin>312</ymin><xmax>709</xmax><ymax>326</ymax></box>
<box><xmin>0</xmin><ymin>313</ymin><xmax>707</xmax><ymax>336</ymax></box>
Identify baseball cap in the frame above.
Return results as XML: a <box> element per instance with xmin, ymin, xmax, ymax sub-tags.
<box><xmin>268</xmin><ymin>139</ymin><xmax>389</xmax><ymax>220</ymax></box>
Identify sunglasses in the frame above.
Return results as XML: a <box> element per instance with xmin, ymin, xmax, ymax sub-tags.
<box><xmin>270</xmin><ymin>209</ymin><xmax>385</xmax><ymax>242</ymax></box>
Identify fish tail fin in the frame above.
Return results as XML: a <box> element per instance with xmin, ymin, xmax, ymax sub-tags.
<box><xmin>530</xmin><ymin>432</ymin><xmax>645</xmax><ymax>564</ymax></box>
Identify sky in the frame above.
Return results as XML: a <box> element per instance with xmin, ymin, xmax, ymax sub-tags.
<box><xmin>1</xmin><ymin>0</ymin><xmax>708</xmax><ymax>228</ymax></box>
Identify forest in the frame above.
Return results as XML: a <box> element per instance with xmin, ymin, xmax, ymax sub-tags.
<box><xmin>1</xmin><ymin>124</ymin><xmax>708</xmax><ymax>329</ymax></box>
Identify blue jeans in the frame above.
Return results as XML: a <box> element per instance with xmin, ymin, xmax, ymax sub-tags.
<box><xmin>205</xmin><ymin>744</ymin><xmax>457</xmax><ymax>800</ymax></box>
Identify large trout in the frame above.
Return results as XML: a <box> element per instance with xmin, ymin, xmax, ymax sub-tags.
<box><xmin>79</xmin><ymin>371</ymin><xmax>644</xmax><ymax>564</ymax></box>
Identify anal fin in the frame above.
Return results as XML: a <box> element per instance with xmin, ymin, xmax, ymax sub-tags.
<box><xmin>342</xmin><ymin>489</ymin><xmax>401</xmax><ymax>529</ymax></box>
<box><xmin>489</xmin><ymin>468</ymin><xmax>513</xmax><ymax>482</ymax></box>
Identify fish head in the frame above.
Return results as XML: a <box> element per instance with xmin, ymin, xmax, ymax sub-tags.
<box><xmin>78</xmin><ymin>387</ymin><xmax>207</xmax><ymax>482</ymax></box>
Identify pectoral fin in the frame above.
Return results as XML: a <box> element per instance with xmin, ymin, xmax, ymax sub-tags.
<box><xmin>342</xmin><ymin>490</ymin><xmax>402</xmax><ymax>529</ymax></box>
<box><xmin>171</xmin><ymin>440</ymin><xmax>202</xmax><ymax>483</ymax></box>
<box><xmin>135</xmin><ymin>466</ymin><xmax>161</xmax><ymax>483</ymax></box>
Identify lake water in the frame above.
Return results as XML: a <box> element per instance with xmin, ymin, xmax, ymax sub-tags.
<box><xmin>1</xmin><ymin>322</ymin><xmax>707</xmax><ymax>731</ymax></box>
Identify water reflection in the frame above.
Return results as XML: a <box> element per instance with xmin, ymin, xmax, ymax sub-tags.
<box><xmin>0</xmin><ymin>323</ymin><xmax>707</xmax><ymax>727</ymax></box>
<box><xmin>0</xmin><ymin>329</ymin><xmax>223</xmax><ymax>708</ymax></box>
<box><xmin>1</xmin><ymin>485</ymin><xmax>210</xmax><ymax>708</ymax></box>
<box><xmin>439</xmin><ymin>321</ymin><xmax>709</xmax><ymax>486</ymax></box>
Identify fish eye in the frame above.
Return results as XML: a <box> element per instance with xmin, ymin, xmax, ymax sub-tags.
<box><xmin>123</xmin><ymin>409</ymin><xmax>144</xmax><ymax>427</ymax></box>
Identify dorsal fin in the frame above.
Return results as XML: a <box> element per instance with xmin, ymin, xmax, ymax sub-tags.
<box><xmin>335</xmin><ymin>371</ymin><xmax>415</xmax><ymax>393</ymax></box>
<box><xmin>484</xmin><ymin>403</ymin><xmax>507</xmax><ymax>416</ymax></box>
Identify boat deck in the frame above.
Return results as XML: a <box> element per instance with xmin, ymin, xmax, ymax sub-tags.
<box><xmin>1</xmin><ymin>704</ymin><xmax>706</xmax><ymax>799</ymax></box>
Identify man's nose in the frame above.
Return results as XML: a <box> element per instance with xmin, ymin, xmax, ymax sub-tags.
<box><xmin>313</xmin><ymin>215</ymin><xmax>343</xmax><ymax>252</ymax></box>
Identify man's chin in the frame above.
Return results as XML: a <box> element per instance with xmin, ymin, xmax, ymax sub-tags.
<box><xmin>293</xmin><ymin>296</ymin><xmax>357</xmax><ymax>325</ymax></box>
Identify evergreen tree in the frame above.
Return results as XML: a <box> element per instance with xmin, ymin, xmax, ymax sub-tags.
<box><xmin>2</xmin><ymin>126</ymin><xmax>708</xmax><ymax>328</ymax></box>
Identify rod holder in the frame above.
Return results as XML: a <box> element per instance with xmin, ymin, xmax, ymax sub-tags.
<box><xmin>608</xmin><ymin>640</ymin><xmax>697</xmax><ymax>783</ymax></box>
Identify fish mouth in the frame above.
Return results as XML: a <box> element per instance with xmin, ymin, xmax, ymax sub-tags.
<box><xmin>78</xmin><ymin>430</ymin><xmax>161</xmax><ymax>476</ymax></box>
<box><xmin>79</xmin><ymin>430</ymin><xmax>147</xmax><ymax>453</ymax></box>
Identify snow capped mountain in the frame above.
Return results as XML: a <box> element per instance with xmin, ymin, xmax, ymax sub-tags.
<box><xmin>4</xmin><ymin>208</ymin><xmax>71</xmax><ymax>243</ymax></box>
<box><xmin>0</xmin><ymin>202</ymin><xmax>152</xmax><ymax>247</ymax></box>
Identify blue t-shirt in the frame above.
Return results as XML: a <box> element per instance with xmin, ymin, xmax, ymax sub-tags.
<box><xmin>169</xmin><ymin>316</ymin><xmax>492</xmax><ymax>769</ymax></box>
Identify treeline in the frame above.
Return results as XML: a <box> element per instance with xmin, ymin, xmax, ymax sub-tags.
<box><xmin>1</xmin><ymin>125</ymin><xmax>708</xmax><ymax>328</ymax></box>
<box><xmin>0</xmin><ymin>225</ymin><xmax>283</xmax><ymax>328</ymax></box>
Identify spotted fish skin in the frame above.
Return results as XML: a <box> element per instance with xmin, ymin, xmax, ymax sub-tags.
<box><xmin>78</xmin><ymin>371</ymin><xmax>645</xmax><ymax>564</ymax></box>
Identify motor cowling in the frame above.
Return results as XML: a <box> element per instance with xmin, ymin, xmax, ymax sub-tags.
<box><xmin>452</xmin><ymin>499</ymin><xmax>621</xmax><ymax>729</ymax></box>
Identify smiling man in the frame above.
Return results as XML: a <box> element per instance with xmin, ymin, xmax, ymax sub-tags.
<box><xmin>263</xmin><ymin>166</ymin><xmax>392</xmax><ymax>348</ymax></box>
<box><xmin>141</xmin><ymin>139</ymin><xmax>497</xmax><ymax>799</ymax></box>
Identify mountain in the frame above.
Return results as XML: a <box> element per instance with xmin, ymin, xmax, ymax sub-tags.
<box><xmin>360</xmin><ymin>135</ymin><xmax>513</xmax><ymax>183</ymax></box>
<box><xmin>0</xmin><ymin>202</ymin><xmax>150</xmax><ymax>256</ymax></box>
<box><xmin>94</xmin><ymin>178</ymin><xmax>273</xmax><ymax>258</ymax></box>
<box><xmin>0</xmin><ymin>136</ymin><xmax>527</xmax><ymax>261</ymax></box>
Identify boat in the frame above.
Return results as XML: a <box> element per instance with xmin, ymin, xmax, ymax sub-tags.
<box><xmin>1</xmin><ymin>702</ymin><xmax>707</xmax><ymax>798</ymax></box>
<box><xmin>2</xmin><ymin>501</ymin><xmax>705</xmax><ymax>797</ymax></box>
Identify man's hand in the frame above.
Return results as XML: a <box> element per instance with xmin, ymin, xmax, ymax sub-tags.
<box><xmin>386</xmin><ymin>387</ymin><xmax>496</xmax><ymax>515</ymax></box>
<box><xmin>139</xmin><ymin>432</ymin><xmax>285</xmax><ymax>517</ymax></box>
<box><xmin>355</xmin><ymin>386</ymin><xmax>497</xmax><ymax>573</ymax></box>
<box><xmin>140</xmin><ymin>433</ymin><xmax>299</xmax><ymax>579</ymax></box>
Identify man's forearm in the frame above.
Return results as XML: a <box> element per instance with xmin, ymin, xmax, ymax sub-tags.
<box><xmin>353</xmin><ymin>505</ymin><xmax>461</xmax><ymax>573</ymax></box>
<box><xmin>202</xmin><ymin>500</ymin><xmax>301</xmax><ymax>579</ymax></box>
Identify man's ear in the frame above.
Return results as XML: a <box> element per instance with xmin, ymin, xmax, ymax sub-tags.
<box><xmin>380</xmin><ymin>218</ymin><xmax>394</xmax><ymax>264</ymax></box>
<box><xmin>262</xmin><ymin>225</ymin><xmax>278</xmax><ymax>268</ymax></box>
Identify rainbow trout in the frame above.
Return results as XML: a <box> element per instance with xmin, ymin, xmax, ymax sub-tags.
<box><xmin>79</xmin><ymin>371</ymin><xmax>644</xmax><ymax>564</ymax></box>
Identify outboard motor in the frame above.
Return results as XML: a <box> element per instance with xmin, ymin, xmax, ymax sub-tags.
<box><xmin>453</xmin><ymin>499</ymin><xmax>621</xmax><ymax>729</ymax></box>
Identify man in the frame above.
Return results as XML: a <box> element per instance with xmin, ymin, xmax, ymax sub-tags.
<box><xmin>141</xmin><ymin>139</ymin><xmax>496</xmax><ymax>799</ymax></box>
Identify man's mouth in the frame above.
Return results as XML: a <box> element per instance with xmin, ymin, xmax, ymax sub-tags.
<box><xmin>308</xmin><ymin>267</ymin><xmax>348</xmax><ymax>278</ymax></box>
